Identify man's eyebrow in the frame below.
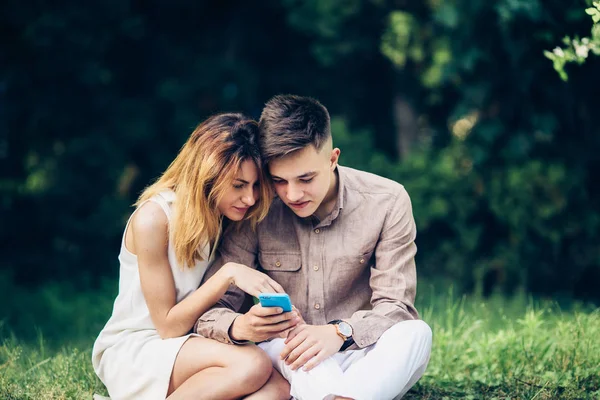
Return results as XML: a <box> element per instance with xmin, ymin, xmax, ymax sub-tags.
<box><xmin>271</xmin><ymin>171</ymin><xmax>317</xmax><ymax>180</ymax></box>
<box><xmin>298</xmin><ymin>171</ymin><xmax>317</xmax><ymax>178</ymax></box>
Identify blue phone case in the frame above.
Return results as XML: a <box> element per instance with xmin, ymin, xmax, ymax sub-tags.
<box><xmin>258</xmin><ymin>293</ymin><xmax>292</xmax><ymax>312</ymax></box>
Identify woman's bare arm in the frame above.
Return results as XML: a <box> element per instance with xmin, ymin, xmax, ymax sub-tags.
<box><xmin>131</xmin><ymin>202</ymin><xmax>283</xmax><ymax>339</ymax></box>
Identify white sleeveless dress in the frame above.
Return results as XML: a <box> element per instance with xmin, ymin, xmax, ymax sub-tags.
<box><xmin>92</xmin><ymin>191</ymin><xmax>218</xmax><ymax>400</ymax></box>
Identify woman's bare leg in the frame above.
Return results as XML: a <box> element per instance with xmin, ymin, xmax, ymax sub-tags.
<box><xmin>244</xmin><ymin>368</ymin><xmax>291</xmax><ymax>400</ymax></box>
<box><xmin>167</xmin><ymin>337</ymin><xmax>272</xmax><ymax>400</ymax></box>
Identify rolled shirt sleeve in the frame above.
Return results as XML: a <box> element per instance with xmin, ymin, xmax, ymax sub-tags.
<box><xmin>194</xmin><ymin>223</ymin><xmax>259</xmax><ymax>344</ymax></box>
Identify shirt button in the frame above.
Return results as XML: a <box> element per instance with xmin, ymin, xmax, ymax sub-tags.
<box><xmin>275</xmin><ymin>261</ymin><xmax>281</xmax><ymax>267</ymax></box>
<box><xmin>359</xmin><ymin>258</ymin><xmax>365</xmax><ymax>264</ymax></box>
<box><xmin>314</xmin><ymin>303</ymin><xmax>321</xmax><ymax>310</ymax></box>
<box><xmin>314</xmin><ymin>228</ymin><xmax>320</xmax><ymax>234</ymax></box>
<box><xmin>313</xmin><ymin>265</ymin><xmax>319</xmax><ymax>271</ymax></box>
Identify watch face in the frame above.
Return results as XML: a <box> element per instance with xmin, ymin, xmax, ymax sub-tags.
<box><xmin>338</xmin><ymin>321</ymin><xmax>353</xmax><ymax>337</ymax></box>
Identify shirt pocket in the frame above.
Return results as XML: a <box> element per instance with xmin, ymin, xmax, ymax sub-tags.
<box><xmin>259</xmin><ymin>252</ymin><xmax>302</xmax><ymax>272</ymax></box>
<box><xmin>336</xmin><ymin>249</ymin><xmax>375</xmax><ymax>271</ymax></box>
<box><xmin>358</xmin><ymin>249</ymin><xmax>375</xmax><ymax>267</ymax></box>
<box><xmin>258</xmin><ymin>252</ymin><xmax>302</xmax><ymax>296</ymax></box>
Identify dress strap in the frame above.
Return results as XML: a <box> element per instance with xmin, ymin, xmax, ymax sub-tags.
<box><xmin>149</xmin><ymin>190</ymin><xmax>175</xmax><ymax>221</ymax></box>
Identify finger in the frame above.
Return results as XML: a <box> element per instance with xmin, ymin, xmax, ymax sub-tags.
<box><xmin>260</xmin><ymin>317</ymin><xmax>300</xmax><ymax>336</ymax></box>
<box><xmin>246</xmin><ymin>287</ymin><xmax>262</xmax><ymax>298</ymax></box>
<box><xmin>251</xmin><ymin>304</ymin><xmax>283</xmax><ymax>317</ymax></box>
<box><xmin>259</xmin><ymin>284</ymin><xmax>274</xmax><ymax>295</ymax></box>
<box><xmin>279</xmin><ymin>326</ymin><xmax>294</xmax><ymax>339</ymax></box>
<box><xmin>262</xmin><ymin>311</ymin><xmax>297</xmax><ymax>325</ymax></box>
<box><xmin>291</xmin><ymin>305</ymin><xmax>301</xmax><ymax>317</ymax></box>
<box><xmin>290</xmin><ymin>344</ymin><xmax>321</xmax><ymax>371</ymax></box>
<box><xmin>253</xmin><ymin>312</ymin><xmax>296</xmax><ymax>331</ymax></box>
<box><xmin>280</xmin><ymin>330</ymin><xmax>307</xmax><ymax>360</ymax></box>
<box><xmin>259</xmin><ymin>280</ymin><xmax>278</xmax><ymax>294</ymax></box>
<box><xmin>292</xmin><ymin>307</ymin><xmax>306</xmax><ymax>323</ymax></box>
<box><xmin>302</xmin><ymin>349</ymin><xmax>328</xmax><ymax>372</ymax></box>
<box><xmin>282</xmin><ymin>335</ymin><xmax>309</xmax><ymax>363</ymax></box>
<box><xmin>284</xmin><ymin>323</ymin><xmax>306</xmax><ymax>344</ymax></box>
<box><xmin>285</xmin><ymin>338</ymin><xmax>312</xmax><ymax>365</ymax></box>
<box><xmin>268</xmin><ymin>279</ymin><xmax>285</xmax><ymax>294</ymax></box>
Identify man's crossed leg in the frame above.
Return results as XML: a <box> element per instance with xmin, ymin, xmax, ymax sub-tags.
<box><xmin>259</xmin><ymin>320</ymin><xmax>432</xmax><ymax>400</ymax></box>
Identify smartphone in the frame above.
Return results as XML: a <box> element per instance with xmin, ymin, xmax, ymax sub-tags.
<box><xmin>258</xmin><ymin>293</ymin><xmax>293</xmax><ymax>312</ymax></box>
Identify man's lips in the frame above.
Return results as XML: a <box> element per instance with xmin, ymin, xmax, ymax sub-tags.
<box><xmin>288</xmin><ymin>201</ymin><xmax>310</xmax><ymax>209</ymax></box>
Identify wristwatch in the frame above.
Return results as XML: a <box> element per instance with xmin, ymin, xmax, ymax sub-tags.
<box><xmin>328</xmin><ymin>319</ymin><xmax>354</xmax><ymax>350</ymax></box>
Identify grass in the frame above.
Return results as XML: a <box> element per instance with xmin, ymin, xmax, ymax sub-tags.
<box><xmin>405</xmin><ymin>286</ymin><xmax>600</xmax><ymax>399</ymax></box>
<box><xmin>1</xmin><ymin>283</ymin><xmax>599</xmax><ymax>399</ymax></box>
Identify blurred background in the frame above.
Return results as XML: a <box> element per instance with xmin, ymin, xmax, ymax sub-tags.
<box><xmin>1</xmin><ymin>0</ymin><xmax>599</xmax><ymax>344</ymax></box>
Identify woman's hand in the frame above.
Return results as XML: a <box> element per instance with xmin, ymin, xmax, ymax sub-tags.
<box><xmin>221</xmin><ymin>262</ymin><xmax>285</xmax><ymax>297</ymax></box>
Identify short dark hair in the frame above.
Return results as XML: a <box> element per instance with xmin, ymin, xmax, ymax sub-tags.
<box><xmin>258</xmin><ymin>94</ymin><xmax>331</xmax><ymax>163</ymax></box>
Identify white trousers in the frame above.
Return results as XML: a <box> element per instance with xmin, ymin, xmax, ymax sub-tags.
<box><xmin>259</xmin><ymin>320</ymin><xmax>432</xmax><ymax>400</ymax></box>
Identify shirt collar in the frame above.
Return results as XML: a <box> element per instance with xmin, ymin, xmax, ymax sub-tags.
<box><xmin>315</xmin><ymin>165</ymin><xmax>345</xmax><ymax>227</ymax></box>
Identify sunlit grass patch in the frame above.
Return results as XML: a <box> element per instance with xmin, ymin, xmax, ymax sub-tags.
<box><xmin>1</xmin><ymin>285</ymin><xmax>598</xmax><ymax>399</ymax></box>
<box><xmin>0</xmin><ymin>335</ymin><xmax>105</xmax><ymax>400</ymax></box>
<box><xmin>407</xmin><ymin>288</ymin><xmax>600</xmax><ymax>399</ymax></box>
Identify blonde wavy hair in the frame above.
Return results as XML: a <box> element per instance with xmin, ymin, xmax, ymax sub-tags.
<box><xmin>136</xmin><ymin>113</ymin><xmax>272</xmax><ymax>268</ymax></box>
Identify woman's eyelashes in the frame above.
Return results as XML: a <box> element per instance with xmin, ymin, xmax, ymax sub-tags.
<box><xmin>233</xmin><ymin>182</ymin><xmax>259</xmax><ymax>190</ymax></box>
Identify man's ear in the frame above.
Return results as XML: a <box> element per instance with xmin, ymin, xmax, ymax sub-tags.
<box><xmin>330</xmin><ymin>148</ymin><xmax>341</xmax><ymax>170</ymax></box>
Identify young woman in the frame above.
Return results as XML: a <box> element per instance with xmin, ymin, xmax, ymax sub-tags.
<box><xmin>92</xmin><ymin>114</ymin><xmax>290</xmax><ymax>399</ymax></box>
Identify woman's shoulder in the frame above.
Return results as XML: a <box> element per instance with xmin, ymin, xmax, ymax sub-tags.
<box><xmin>131</xmin><ymin>201</ymin><xmax>169</xmax><ymax>238</ymax></box>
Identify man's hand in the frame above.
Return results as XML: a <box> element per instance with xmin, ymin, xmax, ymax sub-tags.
<box><xmin>280</xmin><ymin>324</ymin><xmax>344</xmax><ymax>371</ymax></box>
<box><xmin>230</xmin><ymin>304</ymin><xmax>301</xmax><ymax>343</ymax></box>
<box><xmin>277</xmin><ymin>305</ymin><xmax>306</xmax><ymax>338</ymax></box>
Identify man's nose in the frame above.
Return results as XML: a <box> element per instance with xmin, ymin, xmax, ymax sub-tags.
<box><xmin>286</xmin><ymin>184</ymin><xmax>303</xmax><ymax>202</ymax></box>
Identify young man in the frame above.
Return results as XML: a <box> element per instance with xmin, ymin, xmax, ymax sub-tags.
<box><xmin>195</xmin><ymin>95</ymin><xmax>432</xmax><ymax>400</ymax></box>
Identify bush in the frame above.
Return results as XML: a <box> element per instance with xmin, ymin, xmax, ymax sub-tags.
<box><xmin>332</xmin><ymin>118</ymin><xmax>600</xmax><ymax>300</ymax></box>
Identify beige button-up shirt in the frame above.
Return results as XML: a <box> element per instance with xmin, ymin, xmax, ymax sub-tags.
<box><xmin>195</xmin><ymin>165</ymin><xmax>419</xmax><ymax>349</ymax></box>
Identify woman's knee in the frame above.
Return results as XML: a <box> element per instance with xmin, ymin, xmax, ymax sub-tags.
<box><xmin>233</xmin><ymin>345</ymin><xmax>273</xmax><ymax>390</ymax></box>
<box><xmin>269</xmin><ymin>369</ymin><xmax>292</xmax><ymax>400</ymax></box>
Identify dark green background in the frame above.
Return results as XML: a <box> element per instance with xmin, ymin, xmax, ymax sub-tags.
<box><xmin>1</xmin><ymin>0</ymin><xmax>599</xmax><ymax>341</ymax></box>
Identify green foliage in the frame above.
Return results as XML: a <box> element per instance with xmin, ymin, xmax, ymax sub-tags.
<box><xmin>333</xmin><ymin>119</ymin><xmax>600</xmax><ymax>298</ymax></box>
<box><xmin>0</xmin><ymin>1</ymin><xmax>336</xmax><ymax>286</ymax></box>
<box><xmin>545</xmin><ymin>2</ymin><xmax>600</xmax><ymax>80</ymax></box>
<box><xmin>1</xmin><ymin>0</ymin><xmax>599</xmax><ymax>302</ymax></box>
<box><xmin>369</xmin><ymin>0</ymin><xmax>600</xmax><ymax>298</ymax></box>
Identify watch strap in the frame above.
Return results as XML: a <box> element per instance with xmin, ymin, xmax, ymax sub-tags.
<box><xmin>340</xmin><ymin>337</ymin><xmax>355</xmax><ymax>351</ymax></box>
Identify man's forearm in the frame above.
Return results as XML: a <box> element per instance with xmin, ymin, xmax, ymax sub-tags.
<box><xmin>195</xmin><ymin>307</ymin><xmax>242</xmax><ymax>344</ymax></box>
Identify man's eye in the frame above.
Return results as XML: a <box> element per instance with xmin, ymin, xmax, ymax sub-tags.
<box><xmin>300</xmin><ymin>178</ymin><xmax>313</xmax><ymax>183</ymax></box>
<box><xmin>272</xmin><ymin>180</ymin><xmax>284</xmax><ymax>185</ymax></box>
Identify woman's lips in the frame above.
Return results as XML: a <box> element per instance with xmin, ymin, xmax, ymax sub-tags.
<box><xmin>233</xmin><ymin>206</ymin><xmax>250</xmax><ymax>213</ymax></box>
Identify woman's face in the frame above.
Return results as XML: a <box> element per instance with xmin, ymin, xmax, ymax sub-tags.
<box><xmin>217</xmin><ymin>159</ymin><xmax>260</xmax><ymax>221</ymax></box>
